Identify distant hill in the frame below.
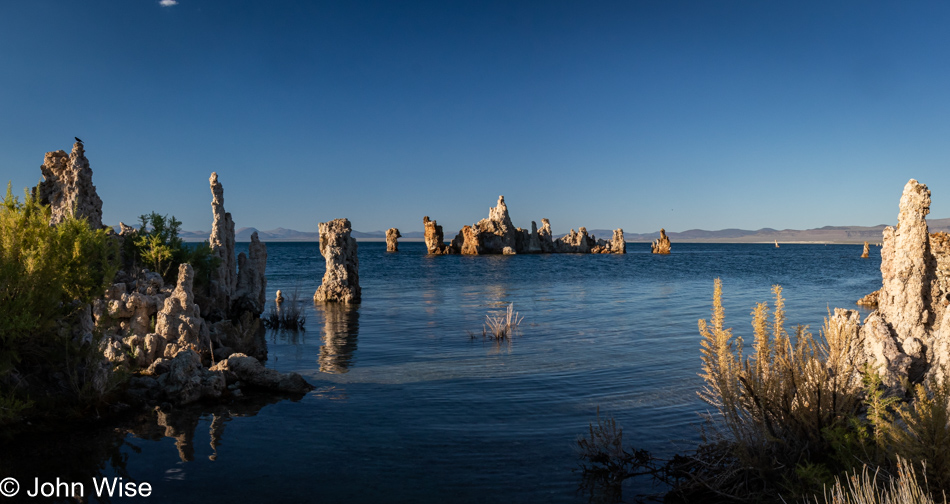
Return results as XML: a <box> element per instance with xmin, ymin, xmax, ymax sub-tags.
<box><xmin>175</xmin><ymin>218</ymin><xmax>950</xmax><ymax>244</ymax></box>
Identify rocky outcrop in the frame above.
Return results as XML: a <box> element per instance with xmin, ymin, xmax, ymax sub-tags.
<box><xmin>521</xmin><ymin>221</ymin><xmax>543</xmax><ymax>253</ymax></box>
<box><xmin>314</xmin><ymin>218</ymin><xmax>361</xmax><ymax>303</ymax></box>
<box><xmin>836</xmin><ymin>179</ymin><xmax>950</xmax><ymax>387</ymax></box>
<box><xmin>156</xmin><ymin>350</ymin><xmax>225</xmax><ymax>405</ymax></box>
<box><xmin>423</xmin><ymin>216</ymin><xmax>452</xmax><ymax>255</ymax></box>
<box><xmin>156</xmin><ymin>264</ymin><xmax>211</xmax><ymax>359</ymax></box>
<box><xmin>652</xmin><ymin>229</ymin><xmax>671</xmax><ymax>254</ymax></box>
<box><xmin>232</xmin><ymin>232</ymin><xmax>268</xmax><ymax>317</ymax></box>
<box><xmin>208</xmin><ymin>172</ymin><xmax>236</xmax><ymax>321</ymax></box>
<box><xmin>451</xmin><ymin>225</ymin><xmax>481</xmax><ymax>255</ymax></box>
<box><xmin>555</xmin><ymin>227</ymin><xmax>593</xmax><ymax>253</ymax></box>
<box><xmin>861</xmin><ymin>241</ymin><xmax>870</xmax><ymax>258</ymax></box>
<box><xmin>537</xmin><ymin>219</ymin><xmax>556</xmax><ymax>253</ymax></box>
<box><xmin>472</xmin><ymin>196</ymin><xmax>518</xmax><ymax>255</ymax></box>
<box><xmin>386</xmin><ymin>228</ymin><xmax>401</xmax><ymax>252</ymax></box>
<box><xmin>35</xmin><ymin>140</ymin><xmax>104</xmax><ymax>228</ymax></box>
<box><xmin>210</xmin><ymin>353</ymin><xmax>312</xmax><ymax>394</ymax></box>
<box><xmin>857</xmin><ymin>290</ymin><xmax>879</xmax><ymax>308</ymax></box>
<box><xmin>592</xmin><ymin>229</ymin><xmax>626</xmax><ymax>254</ymax></box>
<box><xmin>878</xmin><ymin>180</ymin><xmax>940</xmax><ymax>345</ymax></box>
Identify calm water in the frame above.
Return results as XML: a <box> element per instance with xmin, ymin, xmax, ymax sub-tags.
<box><xmin>4</xmin><ymin>242</ymin><xmax>881</xmax><ymax>503</ymax></box>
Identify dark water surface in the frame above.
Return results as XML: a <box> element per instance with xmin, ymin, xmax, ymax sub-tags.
<box><xmin>5</xmin><ymin>242</ymin><xmax>881</xmax><ymax>503</ymax></box>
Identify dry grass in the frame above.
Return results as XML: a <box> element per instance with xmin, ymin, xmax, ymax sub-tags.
<box><xmin>817</xmin><ymin>457</ymin><xmax>945</xmax><ymax>504</ymax></box>
<box><xmin>482</xmin><ymin>303</ymin><xmax>523</xmax><ymax>341</ymax></box>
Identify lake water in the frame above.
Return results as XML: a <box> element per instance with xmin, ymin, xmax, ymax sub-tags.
<box><xmin>2</xmin><ymin>242</ymin><xmax>882</xmax><ymax>503</ymax></box>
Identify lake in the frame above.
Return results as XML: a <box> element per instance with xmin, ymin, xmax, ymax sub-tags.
<box><xmin>2</xmin><ymin>242</ymin><xmax>882</xmax><ymax>503</ymax></box>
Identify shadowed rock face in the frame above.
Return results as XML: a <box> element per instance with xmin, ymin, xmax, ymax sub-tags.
<box><xmin>233</xmin><ymin>231</ymin><xmax>268</xmax><ymax>317</ymax></box>
<box><xmin>35</xmin><ymin>141</ymin><xmax>104</xmax><ymax>228</ymax></box>
<box><xmin>386</xmin><ymin>228</ymin><xmax>401</xmax><ymax>252</ymax></box>
<box><xmin>423</xmin><ymin>216</ymin><xmax>451</xmax><ymax>255</ymax></box>
<box><xmin>538</xmin><ymin>218</ymin><xmax>555</xmax><ymax>253</ymax></box>
<box><xmin>651</xmin><ymin>228</ymin><xmax>671</xmax><ymax>254</ymax></box>
<box><xmin>208</xmin><ymin>172</ymin><xmax>236</xmax><ymax>320</ymax></box>
<box><xmin>156</xmin><ymin>264</ymin><xmax>211</xmax><ymax>358</ymax></box>
<box><xmin>314</xmin><ymin>218</ymin><xmax>361</xmax><ymax>303</ymax></box>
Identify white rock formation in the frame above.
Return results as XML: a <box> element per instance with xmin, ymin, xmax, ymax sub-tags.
<box><xmin>35</xmin><ymin>140</ymin><xmax>104</xmax><ymax>228</ymax></box>
<box><xmin>314</xmin><ymin>218</ymin><xmax>361</xmax><ymax>303</ymax></box>
<box><xmin>156</xmin><ymin>264</ymin><xmax>211</xmax><ymax>357</ymax></box>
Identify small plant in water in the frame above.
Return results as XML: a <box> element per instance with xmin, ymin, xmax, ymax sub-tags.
<box><xmin>264</xmin><ymin>287</ymin><xmax>306</xmax><ymax>330</ymax></box>
<box><xmin>482</xmin><ymin>303</ymin><xmax>523</xmax><ymax>340</ymax></box>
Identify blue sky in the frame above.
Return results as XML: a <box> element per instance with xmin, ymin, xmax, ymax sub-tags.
<box><xmin>2</xmin><ymin>1</ymin><xmax>949</xmax><ymax>235</ymax></box>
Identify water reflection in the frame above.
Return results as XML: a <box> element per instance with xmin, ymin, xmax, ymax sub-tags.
<box><xmin>316</xmin><ymin>303</ymin><xmax>360</xmax><ymax>374</ymax></box>
<box><xmin>127</xmin><ymin>394</ymin><xmax>289</xmax><ymax>463</ymax></box>
<box><xmin>0</xmin><ymin>394</ymin><xmax>290</xmax><ymax>502</ymax></box>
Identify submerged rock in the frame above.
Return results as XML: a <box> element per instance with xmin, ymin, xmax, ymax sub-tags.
<box><xmin>856</xmin><ymin>290</ymin><xmax>879</xmax><ymax>308</ymax></box>
<box><xmin>35</xmin><ymin>140</ymin><xmax>104</xmax><ymax>228</ymax></box>
<box><xmin>210</xmin><ymin>353</ymin><xmax>312</xmax><ymax>394</ymax></box>
<box><xmin>314</xmin><ymin>218</ymin><xmax>361</xmax><ymax>303</ymax></box>
<box><xmin>651</xmin><ymin>228</ymin><xmax>671</xmax><ymax>254</ymax></box>
<box><xmin>386</xmin><ymin>228</ymin><xmax>401</xmax><ymax>252</ymax></box>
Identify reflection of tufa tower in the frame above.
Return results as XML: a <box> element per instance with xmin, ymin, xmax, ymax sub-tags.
<box><xmin>317</xmin><ymin>303</ymin><xmax>360</xmax><ymax>374</ymax></box>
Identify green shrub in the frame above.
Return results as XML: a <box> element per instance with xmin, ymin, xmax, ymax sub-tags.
<box><xmin>0</xmin><ymin>183</ymin><xmax>119</xmax><ymax>424</ymax></box>
<box><xmin>123</xmin><ymin>212</ymin><xmax>218</xmax><ymax>290</ymax></box>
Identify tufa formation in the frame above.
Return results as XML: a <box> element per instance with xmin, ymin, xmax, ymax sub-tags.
<box><xmin>314</xmin><ymin>218</ymin><xmax>361</xmax><ymax>303</ymax></box>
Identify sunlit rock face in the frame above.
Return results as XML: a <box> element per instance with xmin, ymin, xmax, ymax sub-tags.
<box><xmin>555</xmin><ymin>227</ymin><xmax>592</xmax><ymax>253</ymax></box>
<box><xmin>878</xmin><ymin>180</ymin><xmax>944</xmax><ymax>350</ymax></box>
<box><xmin>386</xmin><ymin>227</ymin><xmax>401</xmax><ymax>252</ymax></box>
<box><xmin>423</xmin><ymin>216</ymin><xmax>452</xmax><ymax>255</ymax></box>
<box><xmin>314</xmin><ymin>218</ymin><xmax>361</xmax><ymax>304</ymax></box>
<box><xmin>35</xmin><ymin>141</ymin><xmax>104</xmax><ymax>228</ymax></box>
<box><xmin>651</xmin><ymin>228</ymin><xmax>671</xmax><ymax>254</ymax></box>
<box><xmin>838</xmin><ymin>179</ymin><xmax>950</xmax><ymax>386</ymax></box>
<box><xmin>592</xmin><ymin>229</ymin><xmax>626</xmax><ymax>254</ymax></box>
<box><xmin>208</xmin><ymin>172</ymin><xmax>236</xmax><ymax>321</ymax></box>
<box><xmin>472</xmin><ymin>195</ymin><xmax>518</xmax><ymax>255</ymax></box>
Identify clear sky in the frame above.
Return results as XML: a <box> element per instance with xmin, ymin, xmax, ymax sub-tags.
<box><xmin>2</xmin><ymin>1</ymin><xmax>949</xmax><ymax>235</ymax></box>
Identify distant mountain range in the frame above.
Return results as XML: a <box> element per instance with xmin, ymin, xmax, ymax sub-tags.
<box><xmin>175</xmin><ymin>219</ymin><xmax>950</xmax><ymax>244</ymax></box>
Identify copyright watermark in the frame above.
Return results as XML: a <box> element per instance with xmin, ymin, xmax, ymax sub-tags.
<box><xmin>0</xmin><ymin>478</ymin><xmax>19</xmax><ymax>497</ymax></box>
<box><xmin>0</xmin><ymin>477</ymin><xmax>150</xmax><ymax>499</ymax></box>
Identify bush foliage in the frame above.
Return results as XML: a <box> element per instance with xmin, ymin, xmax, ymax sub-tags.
<box><xmin>693</xmin><ymin>278</ymin><xmax>950</xmax><ymax>502</ymax></box>
<box><xmin>0</xmin><ymin>183</ymin><xmax>119</xmax><ymax>424</ymax></box>
<box><xmin>123</xmin><ymin>211</ymin><xmax>217</xmax><ymax>289</ymax></box>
